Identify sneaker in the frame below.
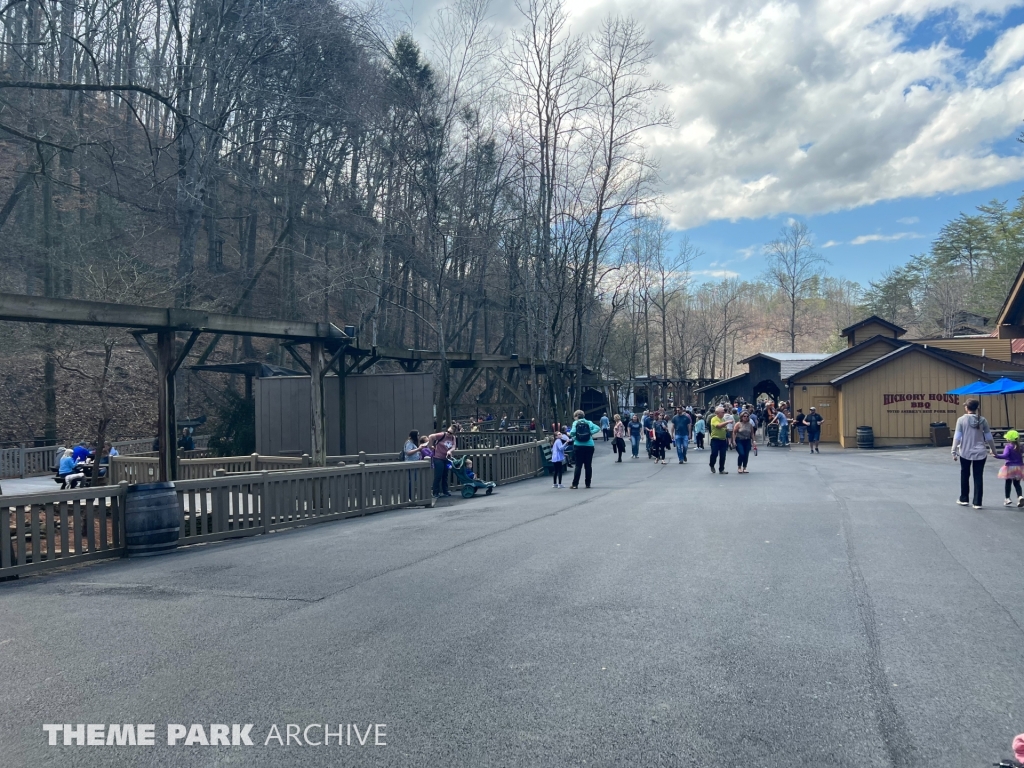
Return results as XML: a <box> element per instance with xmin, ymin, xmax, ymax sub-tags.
<box><xmin>709</xmin><ymin>466</ymin><xmax>716</xmax><ymax>474</ymax></box>
<box><xmin>558</xmin><ymin>484</ymin><xmax>564</xmax><ymax>488</ymax></box>
<box><xmin>678</xmin><ymin>460</ymin><xmax>684</xmax><ymax>464</ymax></box>
<box><xmin>956</xmin><ymin>500</ymin><xmax>968</xmax><ymax>506</ymax></box>
<box><xmin>570</xmin><ymin>485</ymin><xmax>578</xmax><ymax>490</ymax></box>
<box><xmin>719</xmin><ymin>470</ymin><xmax>728</xmax><ymax>474</ymax></box>
<box><xmin>972</xmin><ymin>504</ymin><xmax>982</xmax><ymax>509</ymax></box>
<box><xmin>432</xmin><ymin>493</ymin><xmax>440</xmax><ymax>498</ymax></box>
<box><xmin>1005</xmin><ymin>499</ymin><xmax>1013</xmax><ymax>506</ymax></box>
<box><xmin>1018</xmin><ymin>497</ymin><xmax>1023</xmax><ymax>508</ymax></box>
<box><xmin>815</xmin><ymin>448</ymin><xmax>820</xmax><ymax>453</ymax></box>
<box><xmin>442</xmin><ymin>492</ymin><xmax>452</xmax><ymax>497</ymax></box>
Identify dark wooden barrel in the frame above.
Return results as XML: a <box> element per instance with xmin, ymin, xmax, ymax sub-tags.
<box><xmin>856</xmin><ymin>426</ymin><xmax>874</xmax><ymax>449</ymax></box>
<box><xmin>124</xmin><ymin>482</ymin><xmax>179</xmax><ymax>557</ymax></box>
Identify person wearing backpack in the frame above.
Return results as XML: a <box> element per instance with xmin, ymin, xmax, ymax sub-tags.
<box><xmin>952</xmin><ymin>398</ymin><xmax>996</xmax><ymax>508</ymax></box>
<box><xmin>568</xmin><ymin>410</ymin><xmax>601</xmax><ymax>489</ymax></box>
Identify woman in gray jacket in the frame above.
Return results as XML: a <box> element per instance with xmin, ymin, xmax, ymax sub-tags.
<box><xmin>951</xmin><ymin>399</ymin><xmax>996</xmax><ymax>508</ymax></box>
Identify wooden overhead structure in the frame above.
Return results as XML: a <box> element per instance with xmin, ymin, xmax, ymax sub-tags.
<box><xmin>995</xmin><ymin>261</ymin><xmax>1024</xmax><ymax>339</ymax></box>
<box><xmin>0</xmin><ymin>293</ymin><xmax>349</xmax><ymax>480</ymax></box>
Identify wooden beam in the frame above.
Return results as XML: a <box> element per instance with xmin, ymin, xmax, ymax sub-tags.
<box><xmin>0</xmin><ymin>292</ymin><xmax>349</xmax><ymax>340</ymax></box>
<box><xmin>309</xmin><ymin>341</ymin><xmax>326</xmax><ymax>466</ymax></box>
<box><xmin>156</xmin><ymin>331</ymin><xmax>177</xmax><ymax>482</ymax></box>
<box><xmin>282</xmin><ymin>344</ymin><xmax>311</xmax><ymax>374</ymax></box>
<box><xmin>997</xmin><ymin>325</ymin><xmax>1024</xmax><ymax>340</ymax></box>
<box><xmin>492</xmin><ymin>371</ymin><xmax>529</xmax><ymax>408</ymax></box>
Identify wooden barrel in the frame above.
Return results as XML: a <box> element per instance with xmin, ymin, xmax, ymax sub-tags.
<box><xmin>856</xmin><ymin>426</ymin><xmax>874</xmax><ymax>449</ymax></box>
<box><xmin>124</xmin><ymin>482</ymin><xmax>179</xmax><ymax>557</ymax></box>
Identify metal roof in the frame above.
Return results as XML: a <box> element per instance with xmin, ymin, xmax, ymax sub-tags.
<box><xmin>737</xmin><ymin>352</ymin><xmax>835</xmax><ymax>380</ymax></box>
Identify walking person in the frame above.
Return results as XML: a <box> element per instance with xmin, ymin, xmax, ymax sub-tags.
<box><xmin>600</xmin><ymin>412</ymin><xmax>611</xmax><ymax>442</ymax></box>
<box><xmin>671</xmin><ymin>407</ymin><xmax>691</xmax><ymax>464</ymax></box>
<box><xmin>628</xmin><ymin>414</ymin><xmax>643</xmax><ymax>459</ymax></box>
<box><xmin>612</xmin><ymin>414</ymin><xmax>627</xmax><ymax>462</ymax></box>
<box><xmin>427</xmin><ymin>424</ymin><xmax>459</xmax><ymax>498</ymax></box>
<box><xmin>694</xmin><ymin>413</ymin><xmax>706</xmax><ymax>449</ymax></box>
<box><xmin>551</xmin><ymin>431</ymin><xmax>568</xmax><ymax>488</ymax></box>
<box><xmin>642</xmin><ymin>410</ymin><xmax>654</xmax><ymax>459</ymax></box>
<box><xmin>569</xmin><ymin>410</ymin><xmax>601</xmax><ymax>489</ymax></box>
<box><xmin>652</xmin><ymin>413</ymin><xmax>671</xmax><ymax>465</ymax></box>
<box><xmin>998</xmin><ymin>429</ymin><xmax>1024</xmax><ymax>507</ymax></box>
<box><xmin>805</xmin><ymin>406</ymin><xmax>824</xmax><ymax>453</ymax></box>
<box><xmin>734</xmin><ymin>411</ymin><xmax>756</xmax><ymax>473</ymax></box>
<box><xmin>709</xmin><ymin>405</ymin><xmax>729</xmax><ymax>474</ymax></box>
<box><xmin>951</xmin><ymin>399</ymin><xmax>995</xmax><ymax>509</ymax></box>
<box><xmin>794</xmin><ymin>409</ymin><xmax>807</xmax><ymax>444</ymax></box>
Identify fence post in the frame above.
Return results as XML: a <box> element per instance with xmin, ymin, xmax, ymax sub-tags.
<box><xmin>260</xmin><ymin>470</ymin><xmax>270</xmax><ymax>534</ymax></box>
<box><xmin>117</xmin><ymin>481</ymin><xmax>129</xmax><ymax>550</ymax></box>
<box><xmin>495</xmin><ymin>445</ymin><xmax>503</xmax><ymax>485</ymax></box>
<box><xmin>213</xmin><ymin>469</ymin><xmax>228</xmax><ymax>534</ymax></box>
<box><xmin>301</xmin><ymin>454</ymin><xmax>311</xmax><ymax>467</ymax></box>
<box><xmin>18</xmin><ymin>446</ymin><xmax>26</xmax><ymax>479</ymax></box>
<box><xmin>251</xmin><ymin>453</ymin><xmax>259</xmax><ymax>472</ymax></box>
<box><xmin>359</xmin><ymin>458</ymin><xmax>366</xmax><ymax>514</ymax></box>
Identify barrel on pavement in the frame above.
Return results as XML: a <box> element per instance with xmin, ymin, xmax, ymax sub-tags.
<box><xmin>124</xmin><ymin>482</ymin><xmax>180</xmax><ymax>557</ymax></box>
<box><xmin>856</xmin><ymin>426</ymin><xmax>874</xmax><ymax>449</ymax></box>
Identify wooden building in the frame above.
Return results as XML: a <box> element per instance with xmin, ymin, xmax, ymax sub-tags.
<box><xmin>694</xmin><ymin>352</ymin><xmax>833</xmax><ymax>407</ymax></box>
<box><xmin>789</xmin><ymin>330</ymin><xmax>1024</xmax><ymax>446</ymax></box>
<box><xmin>256</xmin><ymin>372</ymin><xmax>434</xmax><ymax>456</ymax></box>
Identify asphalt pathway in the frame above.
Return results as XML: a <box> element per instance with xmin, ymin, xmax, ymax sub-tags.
<box><xmin>3</xmin><ymin>441</ymin><xmax>1024</xmax><ymax>767</ymax></box>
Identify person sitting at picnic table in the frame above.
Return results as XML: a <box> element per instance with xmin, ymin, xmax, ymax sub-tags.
<box><xmin>72</xmin><ymin>441</ymin><xmax>91</xmax><ymax>463</ymax></box>
<box><xmin>178</xmin><ymin>428</ymin><xmax>195</xmax><ymax>451</ymax></box>
<box><xmin>58</xmin><ymin>449</ymin><xmax>86</xmax><ymax>489</ymax></box>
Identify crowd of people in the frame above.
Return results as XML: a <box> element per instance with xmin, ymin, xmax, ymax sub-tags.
<box><xmin>536</xmin><ymin>398</ymin><xmax>827</xmax><ymax>487</ymax></box>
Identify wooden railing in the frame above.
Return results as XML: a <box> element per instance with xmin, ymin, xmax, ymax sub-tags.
<box><xmin>2</xmin><ymin>445</ymin><xmax>544</xmax><ymax>580</ymax></box>
<box><xmin>457</xmin><ymin>432</ymin><xmax>541</xmax><ymax>449</ymax></box>
<box><xmin>174</xmin><ymin>460</ymin><xmax>433</xmax><ymax>543</ymax></box>
<box><xmin>453</xmin><ymin>440</ymin><xmax>545</xmax><ymax>486</ymax></box>
<box><xmin>1</xmin><ymin>484</ymin><xmax>126</xmax><ymax>578</ymax></box>
<box><xmin>0</xmin><ymin>436</ymin><xmax>210</xmax><ymax>479</ymax></box>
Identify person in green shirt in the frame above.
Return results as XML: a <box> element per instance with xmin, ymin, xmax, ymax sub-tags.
<box><xmin>709</xmin><ymin>404</ymin><xmax>729</xmax><ymax>474</ymax></box>
<box><xmin>568</xmin><ymin>410</ymin><xmax>602</xmax><ymax>489</ymax></box>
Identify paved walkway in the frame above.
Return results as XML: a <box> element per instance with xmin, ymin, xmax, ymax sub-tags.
<box><xmin>3</xmin><ymin>442</ymin><xmax>1024</xmax><ymax>767</ymax></box>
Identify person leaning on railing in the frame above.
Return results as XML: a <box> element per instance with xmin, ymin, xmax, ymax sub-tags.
<box><xmin>427</xmin><ymin>424</ymin><xmax>460</xmax><ymax>498</ymax></box>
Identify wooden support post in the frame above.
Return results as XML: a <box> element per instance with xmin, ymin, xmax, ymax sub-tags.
<box><xmin>156</xmin><ymin>331</ymin><xmax>177</xmax><ymax>482</ymax></box>
<box><xmin>309</xmin><ymin>341</ymin><xmax>326</xmax><ymax>466</ymax></box>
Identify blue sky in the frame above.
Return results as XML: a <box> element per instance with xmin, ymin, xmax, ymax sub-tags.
<box><xmin>682</xmin><ymin>179</ymin><xmax>1024</xmax><ymax>286</ymax></box>
<box><xmin>389</xmin><ymin>0</ymin><xmax>1024</xmax><ymax>288</ymax></box>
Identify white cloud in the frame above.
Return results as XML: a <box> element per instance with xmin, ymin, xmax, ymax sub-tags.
<box><xmin>692</xmin><ymin>268</ymin><xmax>741</xmax><ymax>279</ymax></box>
<box><xmin>736</xmin><ymin>245</ymin><xmax>759</xmax><ymax>259</ymax></box>
<box><xmin>850</xmin><ymin>231</ymin><xmax>925</xmax><ymax>245</ymax></box>
<box><xmin>821</xmin><ymin>240</ymin><xmax>842</xmax><ymax>248</ymax></box>
<box><xmin>897</xmin><ymin>216</ymin><xmax>920</xmax><ymax>224</ymax></box>
<box><xmin>567</xmin><ymin>0</ymin><xmax>1024</xmax><ymax>228</ymax></box>
<box><xmin>399</xmin><ymin>0</ymin><xmax>1024</xmax><ymax>229</ymax></box>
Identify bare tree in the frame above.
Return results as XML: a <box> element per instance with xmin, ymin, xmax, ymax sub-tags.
<box><xmin>763</xmin><ymin>221</ymin><xmax>828</xmax><ymax>352</ymax></box>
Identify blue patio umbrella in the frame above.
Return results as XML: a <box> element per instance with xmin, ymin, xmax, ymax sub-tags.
<box><xmin>948</xmin><ymin>378</ymin><xmax>1024</xmax><ymax>426</ymax></box>
<box><xmin>947</xmin><ymin>380</ymin><xmax>991</xmax><ymax>395</ymax></box>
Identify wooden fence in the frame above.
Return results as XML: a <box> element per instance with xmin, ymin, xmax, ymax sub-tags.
<box><xmin>1</xmin><ymin>484</ymin><xmax>125</xmax><ymax>578</ymax></box>
<box><xmin>0</xmin><ymin>436</ymin><xmax>210</xmax><ymax>480</ymax></box>
<box><xmin>2</xmin><ymin>441</ymin><xmax>547</xmax><ymax>581</ymax></box>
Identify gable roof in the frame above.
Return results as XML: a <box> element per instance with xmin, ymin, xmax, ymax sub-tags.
<box><xmin>736</xmin><ymin>352</ymin><xmax>834</xmax><ymax>379</ymax></box>
<box><xmin>839</xmin><ymin>315</ymin><xmax>907</xmax><ymax>339</ymax></box>
<box><xmin>830</xmin><ymin>343</ymin><xmax>996</xmax><ymax>386</ymax></box>
<box><xmin>785</xmin><ymin>335</ymin><xmax>907</xmax><ymax>384</ymax></box>
<box><xmin>693</xmin><ymin>372</ymin><xmax>748</xmax><ymax>393</ymax></box>
<box><xmin>996</xmin><ymin>260</ymin><xmax>1024</xmax><ymax>329</ymax></box>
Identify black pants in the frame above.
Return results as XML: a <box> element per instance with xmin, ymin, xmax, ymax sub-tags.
<box><xmin>695</xmin><ymin>433</ymin><xmax>704</xmax><ymax>449</ymax></box>
<box><xmin>552</xmin><ymin>461</ymin><xmax>564</xmax><ymax>485</ymax></box>
<box><xmin>959</xmin><ymin>457</ymin><xmax>985</xmax><ymax>505</ymax></box>
<box><xmin>1006</xmin><ymin>479</ymin><xmax>1022</xmax><ymax>498</ymax></box>
<box><xmin>736</xmin><ymin>438</ymin><xmax>751</xmax><ymax>469</ymax></box>
<box><xmin>432</xmin><ymin>458</ymin><xmax>449</xmax><ymax>496</ymax></box>
<box><xmin>710</xmin><ymin>438</ymin><xmax>728</xmax><ymax>471</ymax></box>
<box><xmin>613</xmin><ymin>436</ymin><xmax>625</xmax><ymax>461</ymax></box>
<box><xmin>572</xmin><ymin>445</ymin><xmax>595</xmax><ymax>488</ymax></box>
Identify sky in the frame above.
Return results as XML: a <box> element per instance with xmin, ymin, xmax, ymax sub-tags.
<box><xmin>383</xmin><ymin>0</ymin><xmax>1024</xmax><ymax>288</ymax></box>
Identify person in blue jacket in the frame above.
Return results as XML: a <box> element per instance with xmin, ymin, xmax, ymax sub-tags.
<box><xmin>568</xmin><ymin>410</ymin><xmax>602</xmax><ymax>489</ymax></box>
<box><xmin>627</xmin><ymin>414</ymin><xmax>643</xmax><ymax>458</ymax></box>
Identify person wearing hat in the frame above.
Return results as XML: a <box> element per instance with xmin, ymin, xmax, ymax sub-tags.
<box><xmin>805</xmin><ymin>406</ymin><xmax>824</xmax><ymax>453</ymax></box>
<box><xmin>997</xmin><ymin>429</ymin><xmax>1024</xmax><ymax>507</ymax></box>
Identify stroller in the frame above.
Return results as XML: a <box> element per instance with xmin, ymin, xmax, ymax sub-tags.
<box><xmin>766</xmin><ymin>423</ymin><xmax>781</xmax><ymax>447</ymax></box>
<box><xmin>450</xmin><ymin>456</ymin><xmax>496</xmax><ymax>499</ymax></box>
